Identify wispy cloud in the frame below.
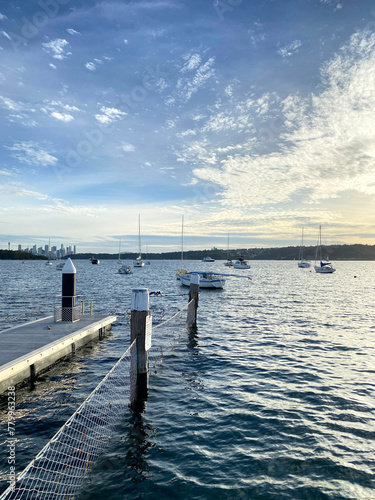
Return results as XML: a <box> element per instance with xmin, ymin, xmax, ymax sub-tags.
<box><xmin>176</xmin><ymin>55</ymin><xmax>216</xmax><ymax>102</ymax></box>
<box><xmin>51</xmin><ymin>111</ymin><xmax>74</xmax><ymax>122</ymax></box>
<box><xmin>119</xmin><ymin>142</ymin><xmax>135</xmax><ymax>152</ymax></box>
<box><xmin>6</xmin><ymin>141</ymin><xmax>58</xmax><ymax>166</ymax></box>
<box><xmin>42</xmin><ymin>39</ymin><xmax>71</xmax><ymax>60</ymax></box>
<box><xmin>189</xmin><ymin>31</ymin><xmax>375</xmax><ymax>212</ymax></box>
<box><xmin>95</xmin><ymin>106</ymin><xmax>127</xmax><ymax>124</ymax></box>
<box><xmin>85</xmin><ymin>62</ymin><xmax>97</xmax><ymax>71</ymax></box>
<box><xmin>66</xmin><ymin>28</ymin><xmax>81</xmax><ymax>36</ymax></box>
<box><xmin>277</xmin><ymin>40</ymin><xmax>302</xmax><ymax>59</ymax></box>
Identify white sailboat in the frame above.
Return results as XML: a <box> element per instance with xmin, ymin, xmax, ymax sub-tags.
<box><xmin>133</xmin><ymin>214</ymin><xmax>144</xmax><ymax>267</ymax></box>
<box><xmin>298</xmin><ymin>228</ymin><xmax>311</xmax><ymax>268</ymax></box>
<box><xmin>314</xmin><ymin>226</ymin><xmax>335</xmax><ymax>273</ymax></box>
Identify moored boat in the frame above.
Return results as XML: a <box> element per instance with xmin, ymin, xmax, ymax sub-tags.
<box><xmin>233</xmin><ymin>257</ymin><xmax>250</xmax><ymax>270</ymax></box>
<box><xmin>180</xmin><ymin>272</ymin><xmax>225</xmax><ymax>289</ymax></box>
<box><xmin>314</xmin><ymin>226</ymin><xmax>335</xmax><ymax>273</ymax></box>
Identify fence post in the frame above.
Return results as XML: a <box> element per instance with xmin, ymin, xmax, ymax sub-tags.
<box><xmin>187</xmin><ymin>273</ymin><xmax>199</xmax><ymax>329</ymax></box>
<box><xmin>131</xmin><ymin>288</ymin><xmax>150</xmax><ymax>400</ymax></box>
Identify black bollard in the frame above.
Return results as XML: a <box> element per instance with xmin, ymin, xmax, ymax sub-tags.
<box><xmin>62</xmin><ymin>258</ymin><xmax>77</xmax><ymax>321</ymax></box>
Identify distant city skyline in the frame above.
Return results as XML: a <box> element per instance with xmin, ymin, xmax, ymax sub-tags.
<box><xmin>10</xmin><ymin>241</ymin><xmax>76</xmax><ymax>258</ymax></box>
<box><xmin>0</xmin><ymin>1</ymin><xmax>374</xmax><ymax>252</ymax></box>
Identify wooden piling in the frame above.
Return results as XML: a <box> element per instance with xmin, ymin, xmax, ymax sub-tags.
<box><xmin>130</xmin><ymin>288</ymin><xmax>150</xmax><ymax>400</ymax></box>
<box><xmin>187</xmin><ymin>274</ymin><xmax>199</xmax><ymax>329</ymax></box>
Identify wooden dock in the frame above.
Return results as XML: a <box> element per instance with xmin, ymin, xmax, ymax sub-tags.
<box><xmin>0</xmin><ymin>314</ymin><xmax>117</xmax><ymax>394</ymax></box>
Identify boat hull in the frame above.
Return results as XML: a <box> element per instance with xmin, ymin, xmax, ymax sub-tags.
<box><xmin>315</xmin><ymin>266</ymin><xmax>335</xmax><ymax>273</ymax></box>
<box><xmin>298</xmin><ymin>261</ymin><xmax>311</xmax><ymax>268</ymax></box>
<box><xmin>180</xmin><ymin>274</ymin><xmax>225</xmax><ymax>289</ymax></box>
<box><xmin>233</xmin><ymin>263</ymin><xmax>251</xmax><ymax>270</ymax></box>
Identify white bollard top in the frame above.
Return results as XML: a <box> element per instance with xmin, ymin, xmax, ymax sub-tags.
<box><xmin>131</xmin><ymin>288</ymin><xmax>149</xmax><ymax>311</ymax></box>
<box><xmin>62</xmin><ymin>258</ymin><xmax>76</xmax><ymax>274</ymax></box>
<box><xmin>191</xmin><ymin>273</ymin><xmax>200</xmax><ymax>285</ymax></box>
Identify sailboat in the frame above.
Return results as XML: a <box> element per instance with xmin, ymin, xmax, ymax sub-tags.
<box><xmin>224</xmin><ymin>233</ymin><xmax>233</xmax><ymax>266</ymax></box>
<box><xmin>298</xmin><ymin>228</ymin><xmax>311</xmax><ymax>268</ymax></box>
<box><xmin>133</xmin><ymin>214</ymin><xmax>144</xmax><ymax>267</ymax></box>
<box><xmin>314</xmin><ymin>226</ymin><xmax>335</xmax><ymax>273</ymax></box>
<box><xmin>118</xmin><ymin>239</ymin><xmax>122</xmax><ymax>263</ymax></box>
<box><xmin>176</xmin><ymin>215</ymin><xmax>188</xmax><ymax>280</ymax></box>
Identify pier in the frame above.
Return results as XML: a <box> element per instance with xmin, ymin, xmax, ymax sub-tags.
<box><xmin>0</xmin><ymin>314</ymin><xmax>117</xmax><ymax>395</ymax></box>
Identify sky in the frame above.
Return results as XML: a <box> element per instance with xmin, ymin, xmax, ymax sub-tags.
<box><xmin>1</xmin><ymin>0</ymin><xmax>375</xmax><ymax>253</ymax></box>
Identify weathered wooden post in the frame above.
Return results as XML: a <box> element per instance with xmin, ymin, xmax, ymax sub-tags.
<box><xmin>61</xmin><ymin>258</ymin><xmax>77</xmax><ymax>322</ymax></box>
<box><xmin>187</xmin><ymin>273</ymin><xmax>199</xmax><ymax>329</ymax></box>
<box><xmin>131</xmin><ymin>288</ymin><xmax>151</xmax><ymax>400</ymax></box>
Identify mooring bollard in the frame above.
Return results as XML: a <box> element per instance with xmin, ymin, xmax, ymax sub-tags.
<box><xmin>131</xmin><ymin>288</ymin><xmax>151</xmax><ymax>400</ymax></box>
<box><xmin>187</xmin><ymin>273</ymin><xmax>199</xmax><ymax>329</ymax></box>
<box><xmin>61</xmin><ymin>258</ymin><xmax>77</xmax><ymax>322</ymax></box>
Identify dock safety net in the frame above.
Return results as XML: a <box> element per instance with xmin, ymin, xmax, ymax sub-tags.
<box><xmin>0</xmin><ymin>340</ymin><xmax>136</xmax><ymax>500</ymax></box>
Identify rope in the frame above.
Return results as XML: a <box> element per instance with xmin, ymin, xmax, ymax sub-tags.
<box><xmin>153</xmin><ymin>299</ymin><xmax>194</xmax><ymax>330</ymax></box>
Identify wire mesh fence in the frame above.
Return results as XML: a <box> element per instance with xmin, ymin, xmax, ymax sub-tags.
<box><xmin>1</xmin><ymin>296</ymin><xmax>195</xmax><ymax>500</ymax></box>
<box><xmin>1</xmin><ymin>341</ymin><xmax>136</xmax><ymax>500</ymax></box>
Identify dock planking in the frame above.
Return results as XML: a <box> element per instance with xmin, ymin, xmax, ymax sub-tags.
<box><xmin>0</xmin><ymin>314</ymin><xmax>117</xmax><ymax>394</ymax></box>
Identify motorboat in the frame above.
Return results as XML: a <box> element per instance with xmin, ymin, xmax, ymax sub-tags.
<box><xmin>314</xmin><ymin>226</ymin><xmax>335</xmax><ymax>273</ymax></box>
<box><xmin>90</xmin><ymin>257</ymin><xmax>100</xmax><ymax>264</ymax></box>
<box><xmin>202</xmin><ymin>256</ymin><xmax>215</xmax><ymax>262</ymax></box>
<box><xmin>56</xmin><ymin>261</ymin><xmax>65</xmax><ymax>270</ymax></box>
<box><xmin>233</xmin><ymin>257</ymin><xmax>250</xmax><ymax>269</ymax></box>
<box><xmin>46</xmin><ymin>260</ymin><xmax>52</xmax><ymax>266</ymax></box>
<box><xmin>180</xmin><ymin>272</ymin><xmax>225</xmax><ymax>289</ymax></box>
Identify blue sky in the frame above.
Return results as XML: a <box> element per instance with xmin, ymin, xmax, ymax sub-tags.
<box><xmin>1</xmin><ymin>0</ymin><xmax>375</xmax><ymax>253</ymax></box>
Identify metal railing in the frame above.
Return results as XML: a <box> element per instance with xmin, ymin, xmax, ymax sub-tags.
<box><xmin>54</xmin><ymin>295</ymin><xmax>82</xmax><ymax>322</ymax></box>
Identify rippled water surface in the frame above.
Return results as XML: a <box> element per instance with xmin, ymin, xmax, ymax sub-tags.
<box><xmin>0</xmin><ymin>259</ymin><xmax>375</xmax><ymax>499</ymax></box>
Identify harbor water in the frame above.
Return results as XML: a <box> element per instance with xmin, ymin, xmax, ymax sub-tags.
<box><xmin>0</xmin><ymin>259</ymin><xmax>374</xmax><ymax>499</ymax></box>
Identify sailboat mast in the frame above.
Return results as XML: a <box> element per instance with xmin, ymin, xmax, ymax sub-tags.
<box><xmin>138</xmin><ymin>214</ymin><xmax>142</xmax><ymax>258</ymax></box>
<box><xmin>301</xmin><ymin>228</ymin><xmax>304</xmax><ymax>260</ymax></box>
<box><xmin>181</xmin><ymin>214</ymin><xmax>184</xmax><ymax>262</ymax></box>
<box><xmin>319</xmin><ymin>225</ymin><xmax>322</xmax><ymax>261</ymax></box>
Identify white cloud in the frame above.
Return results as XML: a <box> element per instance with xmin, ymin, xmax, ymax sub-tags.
<box><xmin>180</xmin><ymin>54</ymin><xmax>201</xmax><ymax>73</ymax></box>
<box><xmin>0</xmin><ymin>169</ymin><xmax>13</xmax><ymax>176</ymax></box>
<box><xmin>177</xmin><ymin>56</ymin><xmax>216</xmax><ymax>102</ymax></box>
<box><xmin>277</xmin><ymin>39</ymin><xmax>302</xmax><ymax>59</ymax></box>
<box><xmin>49</xmin><ymin>63</ymin><xmax>57</xmax><ymax>69</ymax></box>
<box><xmin>85</xmin><ymin>62</ymin><xmax>96</xmax><ymax>71</ymax></box>
<box><xmin>0</xmin><ymin>30</ymin><xmax>10</xmax><ymax>40</ymax></box>
<box><xmin>6</xmin><ymin>141</ymin><xmax>58</xmax><ymax>167</ymax></box>
<box><xmin>51</xmin><ymin>111</ymin><xmax>74</xmax><ymax>122</ymax></box>
<box><xmin>0</xmin><ymin>95</ymin><xmax>22</xmax><ymax>111</ymax></box>
<box><xmin>0</xmin><ymin>13</ymin><xmax>8</xmax><ymax>20</ymax></box>
<box><xmin>95</xmin><ymin>106</ymin><xmax>127</xmax><ymax>124</ymax></box>
<box><xmin>187</xmin><ymin>31</ymin><xmax>375</xmax><ymax>212</ymax></box>
<box><xmin>66</xmin><ymin>28</ymin><xmax>81</xmax><ymax>35</ymax></box>
<box><xmin>119</xmin><ymin>142</ymin><xmax>135</xmax><ymax>152</ymax></box>
<box><xmin>42</xmin><ymin>39</ymin><xmax>71</xmax><ymax>60</ymax></box>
